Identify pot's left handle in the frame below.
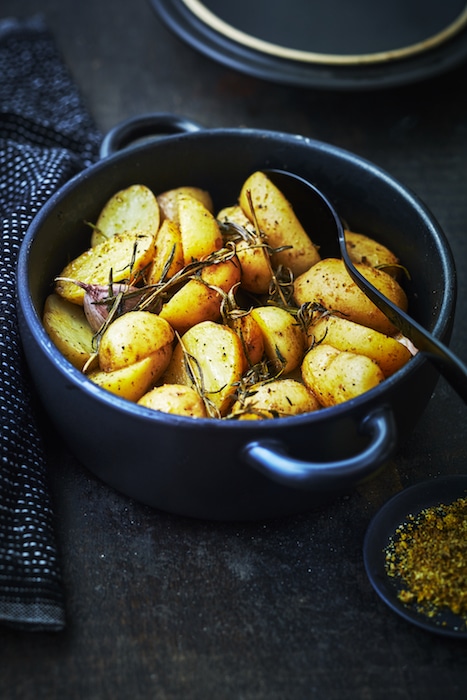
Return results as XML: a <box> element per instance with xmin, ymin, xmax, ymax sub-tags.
<box><xmin>242</xmin><ymin>406</ymin><xmax>397</xmax><ymax>490</ymax></box>
<box><xmin>99</xmin><ymin>112</ymin><xmax>203</xmax><ymax>159</ymax></box>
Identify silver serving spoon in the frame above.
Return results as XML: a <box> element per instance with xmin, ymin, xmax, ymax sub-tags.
<box><xmin>263</xmin><ymin>168</ymin><xmax>467</xmax><ymax>404</ymax></box>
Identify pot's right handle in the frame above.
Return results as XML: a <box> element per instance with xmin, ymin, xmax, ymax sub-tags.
<box><xmin>99</xmin><ymin>112</ymin><xmax>203</xmax><ymax>159</ymax></box>
<box><xmin>242</xmin><ymin>406</ymin><xmax>397</xmax><ymax>490</ymax></box>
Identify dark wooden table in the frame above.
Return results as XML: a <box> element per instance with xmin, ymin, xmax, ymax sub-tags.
<box><xmin>2</xmin><ymin>1</ymin><xmax>467</xmax><ymax>698</ymax></box>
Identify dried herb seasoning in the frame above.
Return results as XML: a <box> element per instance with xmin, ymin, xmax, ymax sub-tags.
<box><xmin>384</xmin><ymin>496</ymin><xmax>467</xmax><ymax>623</ymax></box>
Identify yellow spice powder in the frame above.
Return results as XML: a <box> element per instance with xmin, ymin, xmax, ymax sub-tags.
<box><xmin>384</xmin><ymin>496</ymin><xmax>467</xmax><ymax>621</ymax></box>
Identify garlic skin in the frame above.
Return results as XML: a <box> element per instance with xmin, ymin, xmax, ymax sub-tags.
<box><xmin>81</xmin><ymin>283</ymin><xmax>140</xmax><ymax>332</ymax></box>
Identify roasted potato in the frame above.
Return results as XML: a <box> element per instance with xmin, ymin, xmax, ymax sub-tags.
<box><xmin>308</xmin><ymin>314</ymin><xmax>412</xmax><ymax>377</ymax></box>
<box><xmin>230</xmin><ymin>378</ymin><xmax>320</xmax><ymax>419</ymax></box>
<box><xmin>294</xmin><ymin>257</ymin><xmax>408</xmax><ymax>336</ymax></box>
<box><xmin>345</xmin><ymin>230</ymin><xmax>401</xmax><ymax>277</ymax></box>
<box><xmin>227</xmin><ymin>311</ymin><xmax>265</xmax><ymax>370</ymax></box>
<box><xmin>146</xmin><ymin>218</ymin><xmax>185</xmax><ymax>284</ymax></box>
<box><xmin>91</xmin><ymin>184</ymin><xmax>160</xmax><ymax>247</ymax></box>
<box><xmin>163</xmin><ymin>320</ymin><xmax>245</xmax><ymax>417</ymax></box>
<box><xmin>98</xmin><ymin>310</ymin><xmax>174</xmax><ymax>380</ymax></box>
<box><xmin>239</xmin><ymin>171</ymin><xmax>320</xmax><ymax>276</ymax></box>
<box><xmin>45</xmin><ymin>173</ymin><xmax>414</xmax><ymax>418</ymax></box>
<box><xmin>56</xmin><ymin>230</ymin><xmax>156</xmax><ymax>305</ymax></box>
<box><xmin>137</xmin><ymin>384</ymin><xmax>207</xmax><ymax>417</ymax></box>
<box><xmin>217</xmin><ymin>204</ymin><xmax>272</xmax><ymax>294</ymax></box>
<box><xmin>178</xmin><ymin>194</ymin><xmax>223</xmax><ymax>264</ymax></box>
<box><xmin>302</xmin><ymin>343</ymin><xmax>385</xmax><ymax>407</ymax></box>
<box><xmin>43</xmin><ymin>293</ymin><xmax>97</xmax><ymax>371</ymax></box>
<box><xmin>88</xmin><ymin>356</ymin><xmax>158</xmax><ymax>402</ymax></box>
<box><xmin>159</xmin><ymin>256</ymin><xmax>241</xmax><ymax>335</ymax></box>
<box><xmin>250</xmin><ymin>306</ymin><xmax>305</xmax><ymax>374</ymax></box>
<box><xmin>157</xmin><ymin>186</ymin><xmax>214</xmax><ymax>223</ymax></box>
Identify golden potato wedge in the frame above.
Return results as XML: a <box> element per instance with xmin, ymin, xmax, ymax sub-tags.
<box><xmin>43</xmin><ymin>293</ymin><xmax>97</xmax><ymax>371</ymax></box>
<box><xmin>308</xmin><ymin>314</ymin><xmax>412</xmax><ymax>377</ymax></box>
<box><xmin>250</xmin><ymin>306</ymin><xmax>305</xmax><ymax>374</ymax></box>
<box><xmin>88</xmin><ymin>355</ymin><xmax>158</xmax><ymax>402</ymax></box>
<box><xmin>159</xmin><ymin>257</ymin><xmax>241</xmax><ymax>335</ymax></box>
<box><xmin>157</xmin><ymin>186</ymin><xmax>214</xmax><ymax>223</ymax></box>
<box><xmin>227</xmin><ymin>311</ymin><xmax>265</xmax><ymax>370</ymax></box>
<box><xmin>137</xmin><ymin>384</ymin><xmax>207</xmax><ymax>417</ymax></box>
<box><xmin>159</xmin><ymin>279</ymin><xmax>222</xmax><ymax>335</ymax></box>
<box><xmin>146</xmin><ymin>218</ymin><xmax>185</xmax><ymax>284</ymax></box>
<box><xmin>217</xmin><ymin>204</ymin><xmax>272</xmax><ymax>294</ymax></box>
<box><xmin>91</xmin><ymin>184</ymin><xmax>160</xmax><ymax>247</ymax></box>
<box><xmin>55</xmin><ymin>230</ymin><xmax>156</xmax><ymax>305</ymax></box>
<box><xmin>302</xmin><ymin>343</ymin><xmax>385</xmax><ymax>407</ymax></box>
<box><xmin>163</xmin><ymin>320</ymin><xmax>245</xmax><ymax>417</ymax></box>
<box><xmin>239</xmin><ymin>171</ymin><xmax>320</xmax><ymax>276</ymax></box>
<box><xmin>345</xmin><ymin>230</ymin><xmax>400</xmax><ymax>277</ymax></box>
<box><xmin>293</xmin><ymin>257</ymin><xmax>408</xmax><ymax>336</ymax></box>
<box><xmin>178</xmin><ymin>194</ymin><xmax>223</xmax><ymax>264</ymax></box>
<box><xmin>98</xmin><ymin>311</ymin><xmax>174</xmax><ymax>379</ymax></box>
<box><xmin>230</xmin><ymin>378</ymin><xmax>320</xmax><ymax>420</ymax></box>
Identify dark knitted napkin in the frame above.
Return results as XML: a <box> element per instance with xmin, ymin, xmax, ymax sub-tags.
<box><xmin>0</xmin><ymin>15</ymin><xmax>101</xmax><ymax>630</ymax></box>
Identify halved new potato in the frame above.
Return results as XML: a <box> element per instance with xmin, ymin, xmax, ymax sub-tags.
<box><xmin>345</xmin><ymin>230</ymin><xmax>401</xmax><ymax>277</ymax></box>
<box><xmin>159</xmin><ymin>257</ymin><xmax>241</xmax><ymax>335</ymax></box>
<box><xmin>294</xmin><ymin>257</ymin><xmax>408</xmax><ymax>336</ymax></box>
<box><xmin>55</xmin><ymin>230</ymin><xmax>156</xmax><ymax>305</ymax></box>
<box><xmin>98</xmin><ymin>310</ymin><xmax>174</xmax><ymax>380</ymax></box>
<box><xmin>163</xmin><ymin>320</ymin><xmax>245</xmax><ymax>417</ymax></box>
<box><xmin>178</xmin><ymin>194</ymin><xmax>223</xmax><ymax>264</ymax></box>
<box><xmin>146</xmin><ymin>218</ymin><xmax>185</xmax><ymax>284</ymax></box>
<box><xmin>239</xmin><ymin>171</ymin><xmax>320</xmax><ymax>276</ymax></box>
<box><xmin>43</xmin><ymin>293</ymin><xmax>97</xmax><ymax>371</ymax></box>
<box><xmin>217</xmin><ymin>204</ymin><xmax>272</xmax><ymax>294</ymax></box>
<box><xmin>230</xmin><ymin>378</ymin><xmax>320</xmax><ymax>420</ymax></box>
<box><xmin>88</xmin><ymin>355</ymin><xmax>159</xmax><ymax>402</ymax></box>
<box><xmin>302</xmin><ymin>343</ymin><xmax>385</xmax><ymax>407</ymax></box>
<box><xmin>250</xmin><ymin>305</ymin><xmax>305</xmax><ymax>374</ymax></box>
<box><xmin>308</xmin><ymin>314</ymin><xmax>412</xmax><ymax>377</ymax></box>
<box><xmin>137</xmin><ymin>384</ymin><xmax>207</xmax><ymax>417</ymax></box>
<box><xmin>91</xmin><ymin>184</ymin><xmax>160</xmax><ymax>247</ymax></box>
<box><xmin>157</xmin><ymin>186</ymin><xmax>214</xmax><ymax>223</ymax></box>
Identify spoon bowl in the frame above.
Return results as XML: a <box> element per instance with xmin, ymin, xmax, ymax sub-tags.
<box><xmin>264</xmin><ymin>168</ymin><xmax>467</xmax><ymax>404</ymax></box>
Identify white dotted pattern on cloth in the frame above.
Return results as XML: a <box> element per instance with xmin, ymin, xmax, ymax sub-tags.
<box><xmin>0</xmin><ymin>15</ymin><xmax>101</xmax><ymax>630</ymax></box>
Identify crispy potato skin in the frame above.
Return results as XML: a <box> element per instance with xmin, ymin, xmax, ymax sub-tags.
<box><xmin>250</xmin><ymin>306</ymin><xmax>306</xmax><ymax>374</ymax></box>
<box><xmin>230</xmin><ymin>378</ymin><xmax>320</xmax><ymax>420</ymax></box>
<box><xmin>43</xmin><ymin>293</ymin><xmax>97</xmax><ymax>371</ymax></box>
<box><xmin>345</xmin><ymin>230</ymin><xmax>400</xmax><ymax>277</ymax></box>
<box><xmin>301</xmin><ymin>343</ymin><xmax>385</xmax><ymax>407</ymax></box>
<box><xmin>294</xmin><ymin>257</ymin><xmax>408</xmax><ymax>336</ymax></box>
<box><xmin>178</xmin><ymin>194</ymin><xmax>223</xmax><ymax>264</ymax></box>
<box><xmin>56</xmin><ymin>230</ymin><xmax>156</xmax><ymax>305</ymax></box>
<box><xmin>91</xmin><ymin>184</ymin><xmax>160</xmax><ymax>247</ymax></box>
<box><xmin>98</xmin><ymin>311</ymin><xmax>174</xmax><ymax>380</ymax></box>
<box><xmin>308</xmin><ymin>314</ymin><xmax>412</xmax><ymax>377</ymax></box>
<box><xmin>146</xmin><ymin>218</ymin><xmax>185</xmax><ymax>284</ymax></box>
<box><xmin>159</xmin><ymin>257</ymin><xmax>241</xmax><ymax>335</ymax></box>
<box><xmin>239</xmin><ymin>171</ymin><xmax>320</xmax><ymax>276</ymax></box>
<box><xmin>227</xmin><ymin>312</ymin><xmax>265</xmax><ymax>371</ymax></box>
<box><xmin>217</xmin><ymin>204</ymin><xmax>272</xmax><ymax>294</ymax></box>
<box><xmin>157</xmin><ymin>186</ymin><xmax>214</xmax><ymax>223</ymax></box>
<box><xmin>137</xmin><ymin>384</ymin><xmax>207</xmax><ymax>417</ymax></box>
<box><xmin>163</xmin><ymin>320</ymin><xmax>245</xmax><ymax>417</ymax></box>
<box><xmin>88</xmin><ymin>356</ymin><xmax>159</xmax><ymax>402</ymax></box>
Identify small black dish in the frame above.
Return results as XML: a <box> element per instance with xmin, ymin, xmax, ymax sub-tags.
<box><xmin>364</xmin><ymin>475</ymin><xmax>467</xmax><ymax>638</ymax></box>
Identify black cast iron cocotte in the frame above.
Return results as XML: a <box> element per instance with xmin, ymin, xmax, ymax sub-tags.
<box><xmin>17</xmin><ymin>113</ymin><xmax>457</xmax><ymax>520</ymax></box>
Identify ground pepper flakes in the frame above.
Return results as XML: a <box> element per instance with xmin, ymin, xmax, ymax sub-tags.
<box><xmin>384</xmin><ymin>496</ymin><xmax>467</xmax><ymax>623</ymax></box>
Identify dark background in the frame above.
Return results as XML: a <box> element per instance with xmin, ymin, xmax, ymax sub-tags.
<box><xmin>2</xmin><ymin>1</ymin><xmax>467</xmax><ymax>698</ymax></box>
